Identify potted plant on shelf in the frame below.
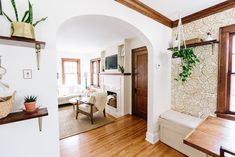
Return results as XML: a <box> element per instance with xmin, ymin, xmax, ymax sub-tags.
<box><xmin>1</xmin><ymin>0</ymin><xmax>47</xmax><ymax>40</ymax></box>
<box><xmin>118</xmin><ymin>65</ymin><xmax>124</xmax><ymax>73</ymax></box>
<box><xmin>24</xmin><ymin>95</ymin><xmax>37</xmax><ymax>113</ymax></box>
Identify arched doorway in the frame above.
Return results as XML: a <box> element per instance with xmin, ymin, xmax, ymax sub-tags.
<box><xmin>56</xmin><ymin>14</ymin><xmax>154</xmax><ymax>141</ymax></box>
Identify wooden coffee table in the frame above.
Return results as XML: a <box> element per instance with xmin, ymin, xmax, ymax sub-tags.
<box><xmin>184</xmin><ymin>116</ymin><xmax>235</xmax><ymax>157</ymax></box>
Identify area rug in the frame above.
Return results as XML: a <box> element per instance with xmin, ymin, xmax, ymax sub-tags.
<box><xmin>59</xmin><ymin>106</ymin><xmax>114</xmax><ymax>139</ymax></box>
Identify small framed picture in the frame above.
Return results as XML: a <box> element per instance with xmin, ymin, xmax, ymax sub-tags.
<box><xmin>23</xmin><ymin>69</ymin><xmax>32</xmax><ymax>79</ymax></box>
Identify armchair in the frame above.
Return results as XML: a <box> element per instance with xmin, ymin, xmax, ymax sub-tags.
<box><xmin>76</xmin><ymin>92</ymin><xmax>107</xmax><ymax>124</ymax></box>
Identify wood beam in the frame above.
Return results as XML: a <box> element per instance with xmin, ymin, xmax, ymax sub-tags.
<box><xmin>115</xmin><ymin>0</ymin><xmax>173</xmax><ymax>28</ymax></box>
<box><xmin>173</xmin><ymin>0</ymin><xmax>235</xmax><ymax>27</ymax></box>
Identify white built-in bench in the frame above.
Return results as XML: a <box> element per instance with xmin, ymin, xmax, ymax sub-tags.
<box><xmin>159</xmin><ymin>110</ymin><xmax>207</xmax><ymax>157</ymax></box>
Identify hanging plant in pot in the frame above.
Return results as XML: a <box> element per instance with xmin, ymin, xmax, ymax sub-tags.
<box><xmin>1</xmin><ymin>0</ymin><xmax>47</xmax><ymax>40</ymax></box>
<box><xmin>171</xmin><ymin>14</ymin><xmax>200</xmax><ymax>83</ymax></box>
<box><xmin>171</xmin><ymin>48</ymin><xmax>199</xmax><ymax>82</ymax></box>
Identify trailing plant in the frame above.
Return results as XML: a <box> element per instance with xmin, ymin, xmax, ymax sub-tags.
<box><xmin>24</xmin><ymin>95</ymin><xmax>37</xmax><ymax>103</ymax></box>
<box><xmin>2</xmin><ymin>0</ymin><xmax>47</xmax><ymax>27</ymax></box>
<box><xmin>118</xmin><ymin>65</ymin><xmax>124</xmax><ymax>73</ymax></box>
<box><xmin>171</xmin><ymin>48</ymin><xmax>200</xmax><ymax>82</ymax></box>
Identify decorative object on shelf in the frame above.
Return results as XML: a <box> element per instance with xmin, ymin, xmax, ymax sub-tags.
<box><xmin>185</xmin><ymin>38</ymin><xmax>203</xmax><ymax>45</ymax></box>
<box><xmin>118</xmin><ymin>65</ymin><xmax>124</xmax><ymax>73</ymax></box>
<box><xmin>1</xmin><ymin>0</ymin><xmax>47</xmax><ymax>39</ymax></box>
<box><xmin>0</xmin><ymin>56</ymin><xmax>6</xmax><ymax>79</ymax></box>
<box><xmin>0</xmin><ymin>91</ymin><xmax>16</xmax><ymax>119</ymax></box>
<box><xmin>23</xmin><ymin>69</ymin><xmax>32</xmax><ymax>79</ymax></box>
<box><xmin>170</xmin><ymin>14</ymin><xmax>200</xmax><ymax>83</ymax></box>
<box><xmin>24</xmin><ymin>95</ymin><xmax>38</xmax><ymax>113</ymax></box>
<box><xmin>205</xmin><ymin>32</ymin><xmax>213</xmax><ymax>41</ymax></box>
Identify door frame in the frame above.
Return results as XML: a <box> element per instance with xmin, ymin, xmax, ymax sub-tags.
<box><xmin>131</xmin><ymin>46</ymin><xmax>148</xmax><ymax>120</ymax></box>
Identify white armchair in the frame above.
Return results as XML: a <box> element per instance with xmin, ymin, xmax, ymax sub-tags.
<box><xmin>76</xmin><ymin>92</ymin><xmax>107</xmax><ymax>124</ymax></box>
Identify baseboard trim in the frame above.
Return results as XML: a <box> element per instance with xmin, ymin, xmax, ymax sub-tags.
<box><xmin>145</xmin><ymin>131</ymin><xmax>159</xmax><ymax>144</ymax></box>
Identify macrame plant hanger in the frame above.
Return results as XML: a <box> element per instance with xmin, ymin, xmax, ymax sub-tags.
<box><xmin>176</xmin><ymin>14</ymin><xmax>187</xmax><ymax>50</ymax></box>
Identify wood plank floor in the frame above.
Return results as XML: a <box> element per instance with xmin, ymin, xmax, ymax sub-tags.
<box><xmin>60</xmin><ymin>115</ymin><xmax>186</xmax><ymax>157</ymax></box>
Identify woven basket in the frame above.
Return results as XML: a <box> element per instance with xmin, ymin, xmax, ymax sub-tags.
<box><xmin>0</xmin><ymin>91</ymin><xmax>16</xmax><ymax>119</ymax></box>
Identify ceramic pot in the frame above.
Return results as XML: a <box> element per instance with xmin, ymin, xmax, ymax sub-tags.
<box><xmin>11</xmin><ymin>22</ymin><xmax>35</xmax><ymax>39</ymax></box>
<box><xmin>24</xmin><ymin>101</ymin><xmax>36</xmax><ymax>112</ymax></box>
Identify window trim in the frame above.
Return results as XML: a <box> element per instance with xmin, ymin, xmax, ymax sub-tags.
<box><xmin>217</xmin><ymin>24</ymin><xmax>235</xmax><ymax>120</ymax></box>
<box><xmin>61</xmin><ymin>58</ymin><xmax>81</xmax><ymax>85</ymax></box>
<box><xmin>90</xmin><ymin>58</ymin><xmax>101</xmax><ymax>87</ymax></box>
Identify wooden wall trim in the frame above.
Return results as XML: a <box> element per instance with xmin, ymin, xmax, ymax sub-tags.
<box><xmin>216</xmin><ymin>24</ymin><xmax>235</xmax><ymax>118</ymax></box>
<box><xmin>173</xmin><ymin>0</ymin><xmax>235</xmax><ymax>27</ymax></box>
<box><xmin>115</xmin><ymin>0</ymin><xmax>173</xmax><ymax>28</ymax></box>
<box><xmin>115</xmin><ymin>0</ymin><xmax>235</xmax><ymax>28</ymax></box>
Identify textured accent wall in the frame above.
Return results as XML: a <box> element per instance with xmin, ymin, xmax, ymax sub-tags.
<box><xmin>172</xmin><ymin>8</ymin><xmax>235</xmax><ymax>118</ymax></box>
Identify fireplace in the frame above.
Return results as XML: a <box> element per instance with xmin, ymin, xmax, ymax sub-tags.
<box><xmin>107</xmin><ymin>91</ymin><xmax>117</xmax><ymax>108</ymax></box>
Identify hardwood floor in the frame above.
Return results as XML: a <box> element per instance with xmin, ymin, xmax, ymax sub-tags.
<box><xmin>60</xmin><ymin>115</ymin><xmax>186</xmax><ymax>157</ymax></box>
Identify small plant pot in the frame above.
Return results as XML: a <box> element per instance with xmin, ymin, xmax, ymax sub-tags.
<box><xmin>24</xmin><ymin>101</ymin><xmax>36</xmax><ymax>113</ymax></box>
<box><xmin>11</xmin><ymin>22</ymin><xmax>35</xmax><ymax>40</ymax></box>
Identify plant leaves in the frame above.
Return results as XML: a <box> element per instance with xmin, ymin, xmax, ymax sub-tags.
<box><xmin>171</xmin><ymin>48</ymin><xmax>199</xmax><ymax>83</ymax></box>
<box><xmin>2</xmin><ymin>11</ymin><xmax>13</xmax><ymax>22</ymax></box>
<box><xmin>26</xmin><ymin>0</ymin><xmax>33</xmax><ymax>24</ymax></box>
<box><xmin>33</xmin><ymin>17</ymin><xmax>47</xmax><ymax>27</ymax></box>
<box><xmin>11</xmin><ymin>0</ymin><xmax>19</xmax><ymax>21</ymax></box>
<box><xmin>21</xmin><ymin>10</ymin><xmax>29</xmax><ymax>22</ymax></box>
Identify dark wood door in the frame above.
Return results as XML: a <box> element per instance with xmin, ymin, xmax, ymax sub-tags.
<box><xmin>132</xmin><ymin>47</ymin><xmax>148</xmax><ymax>120</ymax></box>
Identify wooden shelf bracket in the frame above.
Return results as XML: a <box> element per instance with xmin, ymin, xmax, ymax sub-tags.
<box><xmin>0</xmin><ymin>36</ymin><xmax>46</xmax><ymax>70</ymax></box>
<box><xmin>35</xmin><ymin>44</ymin><xmax>41</xmax><ymax>70</ymax></box>
<box><xmin>38</xmin><ymin>117</ymin><xmax>43</xmax><ymax>131</ymax></box>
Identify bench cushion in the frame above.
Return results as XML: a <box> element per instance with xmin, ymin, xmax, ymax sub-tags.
<box><xmin>160</xmin><ymin>110</ymin><xmax>202</xmax><ymax>129</ymax></box>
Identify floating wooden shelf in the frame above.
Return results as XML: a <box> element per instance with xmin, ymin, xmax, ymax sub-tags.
<box><xmin>100</xmin><ymin>73</ymin><xmax>131</xmax><ymax>76</ymax></box>
<box><xmin>0</xmin><ymin>107</ymin><xmax>48</xmax><ymax>131</ymax></box>
<box><xmin>0</xmin><ymin>36</ymin><xmax>46</xmax><ymax>49</ymax></box>
<box><xmin>168</xmin><ymin>40</ymin><xmax>219</xmax><ymax>50</ymax></box>
<box><xmin>0</xmin><ymin>36</ymin><xmax>46</xmax><ymax>70</ymax></box>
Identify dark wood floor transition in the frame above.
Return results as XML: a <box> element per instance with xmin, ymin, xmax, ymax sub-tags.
<box><xmin>60</xmin><ymin>115</ymin><xmax>186</xmax><ymax>157</ymax></box>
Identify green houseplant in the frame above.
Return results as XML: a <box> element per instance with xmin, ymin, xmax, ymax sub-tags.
<box><xmin>118</xmin><ymin>65</ymin><xmax>125</xmax><ymax>73</ymax></box>
<box><xmin>171</xmin><ymin>48</ymin><xmax>200</xmax><ymax>82</ymax></box>
<box><xmin>1</xmin><ymin>0</ymin><xmax>47</xmax><ymax>39</ymax></box>
<box><xmin>24</xmin><ymin>95</ymin><xmax>37</xmax><ymax>113</ymax></box>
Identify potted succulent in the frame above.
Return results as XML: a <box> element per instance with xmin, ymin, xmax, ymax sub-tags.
<box><xmin>1</xmin><ymin>0</ymin><xmax>47</xmax><ymax>40</ymax></box>
<box><xmin>24</xmin><ymin>95</ymin><xmax>37</xmax><ymax>113</ymax></box>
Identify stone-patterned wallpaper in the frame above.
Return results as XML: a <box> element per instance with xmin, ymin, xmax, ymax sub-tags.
<box><xmin>172</xmin><ymin>8</ymin><xmax>235</xmax><ymax>118</ymax></box>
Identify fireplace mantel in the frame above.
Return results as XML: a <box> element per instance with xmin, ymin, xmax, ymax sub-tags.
<box><xmin>100</xmin><ymin>73</ymin><xmax>131</xmax><ymax>76</ymax></box>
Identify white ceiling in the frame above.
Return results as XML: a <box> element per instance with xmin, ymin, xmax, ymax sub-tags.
<box><xmin>140</xmin><ymin>0</ymin><xmax>226</xmax><ymax>21</ymax></box>
<box><xmin>56</xmin><ymin>16</ymin><xmax>137</xmax><ymax>53</ymax></box>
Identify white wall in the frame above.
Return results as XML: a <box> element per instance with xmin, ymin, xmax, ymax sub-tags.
<box><xmin>0</xmin><ymin>0</ymin><xmax>172</xmax><ymax>157</ymax></box>
<box><xmin>56</xmin><ymin>52</ymin><xmax>92</xmax><ymax>88</ymax></box>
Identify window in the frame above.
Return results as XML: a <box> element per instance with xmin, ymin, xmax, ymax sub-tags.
<box><xmin>90</xmin><ymin>58</ymin><xmax>101</xmax><ymax>87</ymax></box>
<box><xmin>230</xmin><ymin>36</ymin><xmax>235</xmax><ymax>112</ymax></box>
<box><xmin>217</xmin><ymin>24</ymin><xmax>235</xmax><ymax>120</ymax></box>
<box><xmin>62</xmin><ymin>58</ymin><xmax>81</xmax><ymax>85</ymax></box>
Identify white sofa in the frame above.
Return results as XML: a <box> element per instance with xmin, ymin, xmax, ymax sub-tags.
<box><xmin>159</xmin><ymin>110</ymin><xmax>207</xmax><ymax>157</ymax></box>
<box><xmin>57</xmin><ymin>85</ymin><xmax>84</xmax><ymax>105</ymax></box>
